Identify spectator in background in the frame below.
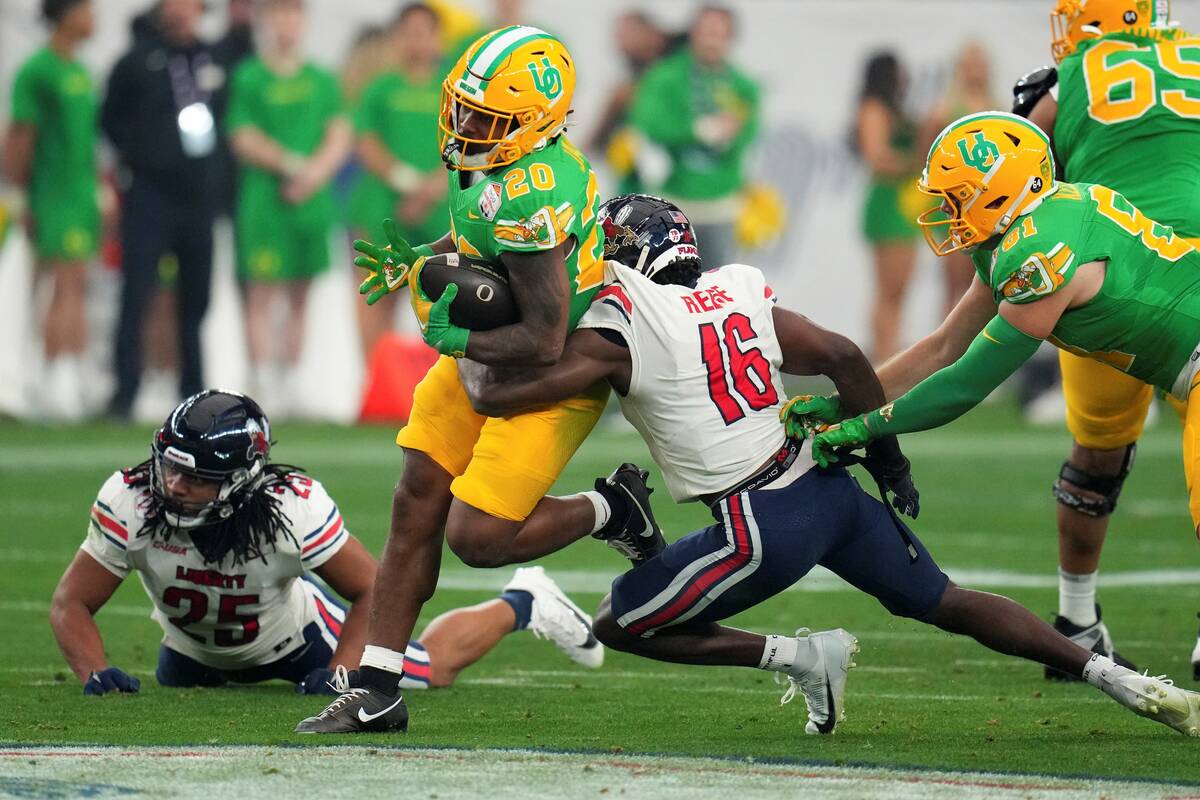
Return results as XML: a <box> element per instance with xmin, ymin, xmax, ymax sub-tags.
<box><xmin>631</xmin><ymin>5</ymin><xmax>758</xmax><ymax>270</ymax></box>
<box><xmin>589</xmin><ymin>11</ymin><xmax>669</xmax><ymax>194</ymax></box>
<box><xmin>4</xmin><ymin>0</ymin><xmax>99</xmax><ymax>421</ymax></box>
<box><xmin>856</xmin><ymin>51</ymin><xmax>920</xmax><ymax>363</ymax></box>
<box><xmin>226</xmin><ymin>0</ymin><xmax>351</xmax><ymax>416</ymax></box>
<box><xmin>101</xmin><ymin>0</ymin><xmax>232</xmax><ymax>421</ymax></box>
<box><xmin>340</xmin><ymin>25</ymin><xmax>394</xmax><ymax>108</ymax></box>
<box><xmin>924</xmin><ymin>41</ymin><xmax>996</xmax><ymax>317</ymax></box>
<box><xmin>349</xmin><ymin>2</ymin><xmax>446</xmax><ymax>359</ymax></box>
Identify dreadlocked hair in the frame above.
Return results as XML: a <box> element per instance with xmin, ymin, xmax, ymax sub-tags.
<box><xmin>123</xmin><ymin>460</ymin><xmax>305</xmax><ymax>566</ymax></box>
<box><xmin>651</xmin><ymin>258</ymin><xmax>704</xmax><ymax>288</ymax></box>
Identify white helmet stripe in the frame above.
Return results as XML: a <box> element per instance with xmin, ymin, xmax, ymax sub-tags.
<box><xmin>460</xmin><ymin>26</ymin><xmax>549</xmax><ymax>96</ymax></box>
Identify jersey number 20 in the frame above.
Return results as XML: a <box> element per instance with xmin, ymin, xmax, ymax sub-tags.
<box><xmin>700</xmin><ymin>313</ymin><xmax>778</xmax><ymax>425</ymax></box>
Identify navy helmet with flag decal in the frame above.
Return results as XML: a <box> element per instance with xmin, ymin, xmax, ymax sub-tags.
<box><xmin>599</xmin><ymin>194</ymin><xmax>702</xmax><ymax>284</ymax></box>
<box><xmin>151</xmin><ymin>390</ymin><xmax>273</xmax><ymax>529</ymax></box>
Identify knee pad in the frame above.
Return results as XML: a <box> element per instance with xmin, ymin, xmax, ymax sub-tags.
<box><xmin>1052</xmin><ymin>444</ymin><xmax>1136</xmax><ymax>517</ymax></box>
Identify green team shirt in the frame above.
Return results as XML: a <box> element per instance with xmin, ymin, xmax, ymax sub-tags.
<box><xmin>10</xmin><ymin>46</ymin><xmax>98</xmax><ymax>258</ymax></box>
<box><xmin>349</xmin><ymin>70</ymin><xmax>445</xmax><ymax>242</ymax></box>
<box><xmin>446</xmin><ymin>136</ymin><xmax>603</xmax><ymax>329</ymax></box>
<box><xmin>226</xmin><ymin>58</ymin><xmax>343</xmax><ymax>230</ymax></box>
<box><xmin>972</xmin><ymin>181</ymin><xmax>1200</xmax><ymax>393</ymax></box>
<box><xmin>1055</xmin><ymin>31</ymin><xmax>1200</xmax><ymax>237</ymax></box>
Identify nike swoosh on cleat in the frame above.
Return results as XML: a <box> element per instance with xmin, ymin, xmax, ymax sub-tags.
<box><xmin>617</xmin><ymin>485</ymin><xmax>653</xmax><ymax>537</ymax></box>
<box><xmin>357</xmin><ymin>695</ymin><xmax>405</xmax><ymax>723</ymax></box>
<box><xmin>815</xmin><ymin>681</ymin><xmax>836</xmax><ymax>734</ymax></box>
<box><xmin>554</xmin><ymin>596</ymin><xmax>600</xmax><ymax>649</ymax></box>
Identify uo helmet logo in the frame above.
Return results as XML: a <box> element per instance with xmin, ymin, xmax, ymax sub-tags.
<box><xmin>957</xmin><ymin>132</ymin><xmax>1000</xmax><ymax>172</ymax></box>
<box><xmin>528</xmin><ymin>57</ymin><xmax>563</xmax><ymax>101</ymax></box>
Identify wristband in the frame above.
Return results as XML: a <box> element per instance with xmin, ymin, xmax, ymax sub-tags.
<box><xmin>281</xmin><ymin>151</ymin><xmax>307</xmax><ymax>179</ymax></box>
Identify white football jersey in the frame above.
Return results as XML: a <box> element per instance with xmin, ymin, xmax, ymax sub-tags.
<box><xmin>579</xmin><ymin>262</ymin><xmax>813</xmax><ymax>502</ymax></box>
<box><xmin>81</xmin><ymin>470</ymin><xmax>350</xmax><ymax>670</ymax></box>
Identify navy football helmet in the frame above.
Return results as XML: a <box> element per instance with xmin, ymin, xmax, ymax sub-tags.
<box><xmin>150</xmin><ymin>390</ymin><xmax>272</xmax><ymax>528</ymax></box>
<box><xmin>598</xmin><ymin>194</ymin><xmax>701</xmax><ymax>280</ymax></box>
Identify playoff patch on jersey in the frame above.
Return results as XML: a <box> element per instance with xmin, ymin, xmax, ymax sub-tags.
<box><xmin>479</xmin><ymin>182</ymin><xmax>502</xmax><ymax>221</ymax></box>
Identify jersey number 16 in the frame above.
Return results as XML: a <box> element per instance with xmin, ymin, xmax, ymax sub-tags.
<box><xmin>700</xmin><ymin>312</ymin><xmax>779</xmax><ymax>425</ymax></box>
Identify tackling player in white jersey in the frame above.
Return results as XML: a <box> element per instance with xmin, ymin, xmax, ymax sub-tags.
<box><xmin>50</xmin><ymin>391</ymin><xmax>601</xmax><ymax>704</ymax></box>
<box><xmin>459</xmin><ymin>194</ymin><xmax>1200</xmax><ymax>736</ymax></box>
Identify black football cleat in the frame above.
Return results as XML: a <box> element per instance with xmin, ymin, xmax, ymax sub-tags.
<box><xmin>593</xmin><ymin>462</ymin><xmax>666</xmax><ymax>565</ymax></box>
<box><xmin>295</xmin><ymin>668</ymin><xmax>408</xmax><ymax>734</ymax></box>
<box><xmin>1044</xmin><ymin>604</ymin><xmax>1137</xmax><ymax>682</ymax></box>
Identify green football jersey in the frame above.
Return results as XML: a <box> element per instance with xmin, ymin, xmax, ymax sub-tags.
<box><xmin>446</xmin><ymin>136</ymin><xmax>603</xmax><ymax>329</ymax></box>
<box><xmin>348</xmin><ymin>70</ymin><xmax>445</xmax><ymax>242</ymax></box>
<box><xmin>972</xmin><ymin>182</ymin><xmax>1200</xmax><ymax>394</ymax></box>
<box><xmin>10</xmin><ymin>47</ymin><xmax>97</xmax><ymax>212</ymax></box>
<box><xmin>226</xmin><ymin>58</ymin><xmax>343</xmax><ymax>229</ymax></box>
<box><xmin>1055</xmin><ymin>32</ymin><xmax>1200</xmax><ymax>237</ymax></box>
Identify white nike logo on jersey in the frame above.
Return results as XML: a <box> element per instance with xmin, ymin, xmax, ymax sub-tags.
<box><xmin>357</xmin><ymin>694</ymin><xmax>404</xmax><ymax>723</ymax></box>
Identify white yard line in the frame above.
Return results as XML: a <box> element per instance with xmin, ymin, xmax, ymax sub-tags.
<box><xmin>0</xmin><ymin>746</ymin><xmax>1191</xmax><ymax>800</ymax></box>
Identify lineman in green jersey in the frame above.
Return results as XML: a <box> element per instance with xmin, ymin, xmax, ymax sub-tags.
<box><xmin>5</xmin><ymin>0</ymin><xmax>98</xmax><ymax>420</ymax></box>
<box><xmin>350</xmin><ymin>2</ymin><xmax>446</xmax><ymax>358</ymax></box>
<box><xmin>1012</xmin><ymin>0</ymin><xmax>1200</xmax><ymax>678</ymax></box>
<box><xmin>785</xmin><ymin>116</ymin><xmax>1200</xmax><ymax>616</ymax></box>
<box><xmin>297</xmin><ymin>27</ymin><xmax>620</xmax><ymax>734</ymax></box>
<box><xmin>226</xmin><ymin>0</ymin><xmax>351</xmax><ymax>412</ymax></box>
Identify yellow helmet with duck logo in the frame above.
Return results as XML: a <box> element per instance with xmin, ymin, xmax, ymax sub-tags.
<box><xmin>917</xmin><ymin>112</ymin><xmax>1056</xmax><ymax>256</ymax></box>
<box><xmin>438</xmin><ymin>25</ymin><xmax>575</xmax><ymax>171</ymax></box>
<box><xmin>1050</xmin><ymin>0</ymin><xmax>1173</xmax><ymax>62</ymax></box>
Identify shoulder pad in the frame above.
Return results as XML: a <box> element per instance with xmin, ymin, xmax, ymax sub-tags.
<box><xmin>1012</xmin><ymin>66</ymin><xmax>1057</xmax><ymax>118</ymax></box>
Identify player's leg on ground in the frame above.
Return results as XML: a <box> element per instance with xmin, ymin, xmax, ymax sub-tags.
<box><xmin>592</xmin><ymin>596</ymin><xmax>765</xmax><ymax>666</ymax></box>
<box><xmin>414</xmin><ymin>599</ymin><xmax>518</xmax><ymax>687</ymax></box>
<box><xmin>1049</xmin><ymin>352</ymin><xmax>1147</xmax><ymax>677</ymax></box>
<box><xmin>868</xmin><ymin>240</ymin><xmax>915</xmax><ymax>363</ymax></box>
<box><xmin>363</xmin><ymin>450</ymin><xmax>455</xmax><ymax>680</ymax></box>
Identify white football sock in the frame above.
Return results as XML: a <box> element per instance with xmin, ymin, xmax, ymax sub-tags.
<box><xmin>1082</xmin><ymin>652</ymin><xmax>1123</xmax><ymax>688</ymax></box>
<box><xmin>1058</xmin><ymin>568</ymin><xmax>1098</xmax><ymax>626</ymax></box>
<box><xmin>360</xmin><ymin>644</ymin><xmax>407</xmax><ymax>675</ymax></box>
<box><xmin>759</xmin><ymin>634</ymin><xmax>816</xmax><ymax>673</ymax></box>
<box><xmin>573</xmin><ymin>490</ymin><xmax>611</xmax><ymax>534</ymax></box>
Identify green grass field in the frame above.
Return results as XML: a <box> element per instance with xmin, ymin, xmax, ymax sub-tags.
<box><xmin>4</xmin><ymin>402</ymin><xmax>1200</xmax><ymax>789</ymax></box>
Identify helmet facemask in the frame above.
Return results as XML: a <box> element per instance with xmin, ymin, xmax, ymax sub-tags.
<box><xmin>150</xmin><ymin>440</ymin><xmax>266</xmax><ymax>530</ymax></box>
<box><xmin>439</xmin><ymin>88</ymin><xmax>530</xmax><ymax>170</ymax></box>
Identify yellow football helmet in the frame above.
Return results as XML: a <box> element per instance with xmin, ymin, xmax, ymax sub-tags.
<box><xmin>438</xmin><ymin>26</ymin><xmax>575</xmax><ymax>172</ymax></box>
<box><xmin>1050</xmin><ymin>0</ymin><xmax>1173</xmax><ymax>62</ymax></box>
<box><xmin>917</xmin><ymin>112</ymin><xmax>1056</xmax><ymax>256</ymax></box>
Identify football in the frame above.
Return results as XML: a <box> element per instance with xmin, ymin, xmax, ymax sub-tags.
<box><xmin>417</xmin><ymin>252</ymin><xmax>520</xmax><ymax>331</ymax></box>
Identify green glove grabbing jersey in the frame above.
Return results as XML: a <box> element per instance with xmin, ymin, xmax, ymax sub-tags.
<box><xmin>446</xmin><ymin>135</ymin><xmax>603</xmax><ymax>330</ymax></box>
<box><xmin>863</xmin><ymin>181</ymin><xmax>1200</xmax><ymax>442</ymax></box>
<box><xmin>1056</xmin><ymin>31</ymin><xmax>1200</xmax><ymax>237</ymax></box>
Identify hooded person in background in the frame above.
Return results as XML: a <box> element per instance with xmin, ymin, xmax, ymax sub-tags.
<box><xmin>101</xmin><ymin>0</ymin><xmax>233</xmax><ymax>421</ymax></box>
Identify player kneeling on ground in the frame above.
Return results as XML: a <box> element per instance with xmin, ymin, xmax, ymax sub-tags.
<box><xmin>460</xmin><ymin>194</ymin><xmax>1200</xmax><ymax>736</ymax></box>
<box><xmin>50</xmin><ymin>390</ymin><xmax>599</xmax><ymax>701</ymax></box>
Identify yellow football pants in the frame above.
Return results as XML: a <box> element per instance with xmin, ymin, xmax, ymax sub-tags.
<box><xmin>396</xmin><ymin>356</ymin><xmax>608</xmax><ymax>522</ymax></box>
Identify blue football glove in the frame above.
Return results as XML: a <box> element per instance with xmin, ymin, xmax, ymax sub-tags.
<box><xmin>84</xmin><ymin>667</ymin><xmax>140</xmax><ymax>696</ymax></box>
<box><xmin>421</xmin><ymin>282</ymin><xmax>471</xmax><ymax>358</ymax></box>
<box><xmin>296</xmin><ymin>667</ymin><xmax>340</xmax><ymax>696</ymax></box>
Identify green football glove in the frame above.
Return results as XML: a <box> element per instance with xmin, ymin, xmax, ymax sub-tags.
<box><xmin>353</xmin><ymin>219</ymin><xmax>425</xmax><ymax>306</ymax></box>
<box><xmin>422</xmin><ymin>283</ymin><xmax>471</xmax><ymax>358</ymax></box>
<box><xmin>811</xmin><ymin>415</ymin><xmax>873</xmax><ymax>468</ymax></box>
<box><xmin>779</xmin><ymin>393</ymin><xmax>846</xmax><ymax>439</ymax></box>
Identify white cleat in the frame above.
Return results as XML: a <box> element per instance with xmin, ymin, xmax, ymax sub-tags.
<box><xmin>1103</xmin><ymin>668</ymin><xmax>1200</xmax><ymax>736</ymax></box>
<box><xmin>504</xmin><ymin>566</ymin><xmax>604</xmax><ymax>669</ymax></box>
<box><xmin>779</xmin><ymin>628</ymin><xmax>859</xmax><ymax>735</ymax></box>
